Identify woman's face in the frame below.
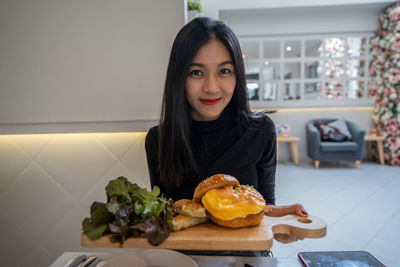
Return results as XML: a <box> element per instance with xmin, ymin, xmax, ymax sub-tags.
<box><xmin>185</xmin><ymin>38</ymin><xmax>236</xmax><ymax>121</ymax></box>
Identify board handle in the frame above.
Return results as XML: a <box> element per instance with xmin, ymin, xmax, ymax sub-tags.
<box><xmin>265</xmin><ymin>214</ymin><xmax>327</xmax><ymax>239</ymax></box>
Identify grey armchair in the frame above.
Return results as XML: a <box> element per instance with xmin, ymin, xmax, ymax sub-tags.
<box><xmin>306</xmin><ymin>119</ymin><xmax>366</xmax><ymax>168</ymax></box>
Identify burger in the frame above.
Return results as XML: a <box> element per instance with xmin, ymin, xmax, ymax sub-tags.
<box><xmin>193</xmin><ymin>174</ymin><xmax>266</xmax><ymax>228</ymax></box>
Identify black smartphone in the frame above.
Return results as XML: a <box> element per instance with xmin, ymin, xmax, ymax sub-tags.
<box><xmin>298</xmin><ymin>251</ymin><xmax>386</xmax><ymax>267</ymax></box>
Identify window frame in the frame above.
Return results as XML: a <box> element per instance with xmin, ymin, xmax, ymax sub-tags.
<box><xmin>239</xmin><ymin>33</ymin><xmax>374</xmax><ymax>109</ymax></box>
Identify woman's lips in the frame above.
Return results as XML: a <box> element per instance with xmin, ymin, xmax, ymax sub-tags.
<box><xmin>200</xmin><ymin>97</ymin><xmax>222</xmax><ymax>105</ymax></box>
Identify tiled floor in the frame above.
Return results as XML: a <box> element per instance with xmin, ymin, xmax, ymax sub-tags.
<box><xmin>272</xmin><ymin>161</ymin><xmax>400</xmax><ymax>267</ymax></box>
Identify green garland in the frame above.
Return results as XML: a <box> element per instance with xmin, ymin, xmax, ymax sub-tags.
<box><xmin>369</xmin><ymin>1</ymin><xmax>400</xmax><ymax>166</ymax></box>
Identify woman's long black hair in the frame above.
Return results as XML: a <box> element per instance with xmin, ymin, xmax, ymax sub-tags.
<box><xmin>158</xmin><ymin>17</ymin><xmax>251</xmax><ymax>187</ymax></box>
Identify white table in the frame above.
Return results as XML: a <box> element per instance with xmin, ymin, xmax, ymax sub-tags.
<box><xmin>50</xmin><ymin>251</ymin><xmax>303</xmax><ymax>267</ymax></box>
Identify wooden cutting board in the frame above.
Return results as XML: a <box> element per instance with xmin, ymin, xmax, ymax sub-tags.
<box><xmin>81</xmin><ymin>214</ymin><xmax>326</xmax><ymax>251</ymax></box>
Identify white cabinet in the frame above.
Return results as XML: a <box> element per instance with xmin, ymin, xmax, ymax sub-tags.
<box><xmin>0</xmin><ymin>0</ymin><xmax>184</xmax><ymax>133</ymax></box>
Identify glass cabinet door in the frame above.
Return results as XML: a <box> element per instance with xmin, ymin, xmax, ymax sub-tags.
<box><xmin>242</xmin><ymin>41</ymin><xmax>260</xmax><ymax>100</ymax></box>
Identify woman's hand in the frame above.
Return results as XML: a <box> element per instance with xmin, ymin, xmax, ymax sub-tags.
<box><xmin>264</xmin><ymin>203</ymin><xmax>308</xmax><ymax>244</ymax></box>
<box><xmin>291</xmin><ymin>203</ymin><xmax>308</xmax><ymax>217</ymax></box>
<box><xmin>264</xmin><ymin>203</ymin><xmax>308</xmax><ymax>217</ymax></box>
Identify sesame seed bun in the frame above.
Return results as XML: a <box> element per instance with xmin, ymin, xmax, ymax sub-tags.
<box><xmin>193</xmin><ymin>174</ymin><xmax>239</xmax><ymax>202</ymax></box>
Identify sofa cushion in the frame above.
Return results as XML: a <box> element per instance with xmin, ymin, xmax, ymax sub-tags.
<box><xmin>328</xmin><ymin>118</ymin><xmax>352</xmax><ymax>139</ymax></box>
<box><xmin>320</xmin><ymin>141</ymin><xmax>358</xmax><ymax>152</ymax></box>
<box><xmin>313</xmin><ymin>121</ymin><xmax>349</xmax><ymax>142</ymax></box>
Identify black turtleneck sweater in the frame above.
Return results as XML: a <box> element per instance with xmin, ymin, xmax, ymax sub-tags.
<box><xmin>145</xmin><ymin>109</ymin><xmax>276</xmax><ymax>205</ymax></box>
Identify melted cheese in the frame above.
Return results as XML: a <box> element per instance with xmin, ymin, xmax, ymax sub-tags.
<box><xmin>201</xmin><ymin>186</ymin><xmax>265</xmax><ymax>220</ymax></box>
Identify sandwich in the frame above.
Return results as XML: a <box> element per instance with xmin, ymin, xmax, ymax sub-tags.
<box><xmin>193</xmin><ymin>174</ymin><xmax>266</xmax><ymax>228</ymax></box>
<box><xmin>171</xmin><ymin>199</ymin><xmax>208</xmax><ymax>231</ymax></box>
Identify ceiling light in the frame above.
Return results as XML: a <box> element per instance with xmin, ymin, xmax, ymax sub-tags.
<box><xmin>264</xmin><ymin>61</ymin><xmax>269</xmax><ymax>65</ymax></box>
<box><xmin>286</xmin><ymin>46</ymin><xmax>292</xmax><ymax>52</ymax></box>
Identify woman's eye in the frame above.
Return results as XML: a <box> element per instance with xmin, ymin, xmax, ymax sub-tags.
<box><xmin>189</xmin><ymin>70</ymin><xmax>203</xmax><ymax>76</ymax></box>
<box><xmin>220</xmin><ymin>68</ymin><xmax>232</xmax><ymax>75</ymax></box>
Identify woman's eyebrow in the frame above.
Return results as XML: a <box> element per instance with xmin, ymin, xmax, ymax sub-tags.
<box><xmin>190</xmin><ymin>60</ymin><xmax>234</xmax><ymax>67</ymax></box>
<box><xmin>218</xmin><ymin>60</ymin><xmax>234</xmax><ymax>66</ymax></box>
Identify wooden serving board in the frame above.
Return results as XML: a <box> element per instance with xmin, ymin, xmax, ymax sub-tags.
<box><xmin>82</xmin><ymin>214</ymin><xmax>326</xmax><ymax>251</ymax></box>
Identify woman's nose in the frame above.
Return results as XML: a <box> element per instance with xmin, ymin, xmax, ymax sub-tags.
<box><xmin>204</xmin><ymin>75</ymin><xmax>219</xmax><ymax>93</ymax></box>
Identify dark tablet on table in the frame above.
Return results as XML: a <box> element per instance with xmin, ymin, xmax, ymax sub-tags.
<box><xmin>298</xmin><ymin>251</ymin><xmax>385</xmax><ymax>267</ymax></box>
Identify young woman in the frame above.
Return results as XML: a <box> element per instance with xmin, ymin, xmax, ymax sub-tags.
<box><xmin>145</xmin><ymin>17</ymin><xmax>307</xmax><ymax>237</ymax></box>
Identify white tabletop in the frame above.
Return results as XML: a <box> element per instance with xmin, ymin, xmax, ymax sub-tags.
<box><xmin>50</xmin><ymin>251</ymin><xmax>303</xmax><ymax>267</ymax></box>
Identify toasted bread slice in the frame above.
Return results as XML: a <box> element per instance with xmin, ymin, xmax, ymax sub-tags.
<box><xmin>174</xmin><ymin>199</ymin><xmax>207</xmax><ymax>218</ymax></box>
<box><xmin>171</xmin><ymin>214</ymin><xmax>208</xmax><ymax>232</ymax></box>
<box><xmin>172</xmin><ymin>214</ymin><xmax>208</xmax><ymax>232</ymax></box>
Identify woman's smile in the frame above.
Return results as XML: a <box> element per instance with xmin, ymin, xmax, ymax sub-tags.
<box><xmin>200</xmin><ymin>97</ymin><xmax>222</xmax><ymax>105</ymax></box>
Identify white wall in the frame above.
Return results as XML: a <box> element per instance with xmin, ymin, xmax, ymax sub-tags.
<box><xmin>203</xmin><ymin>0</ymin><xmax>395</xmax><ymax>20</ymax></box>
<box><xmin>0</xmin><ymin>0</ymin><xmax>184</xmax><ymax>131</ymax></box>
<box><xmin>220</xmin><ymin>3</ymin><xmax>387</xmax><ymax>36</ymax></box>
<box><xmin>0</xmin><ymin>133</ymin><xmax>150</xmax><ymax>266</ymax></box>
